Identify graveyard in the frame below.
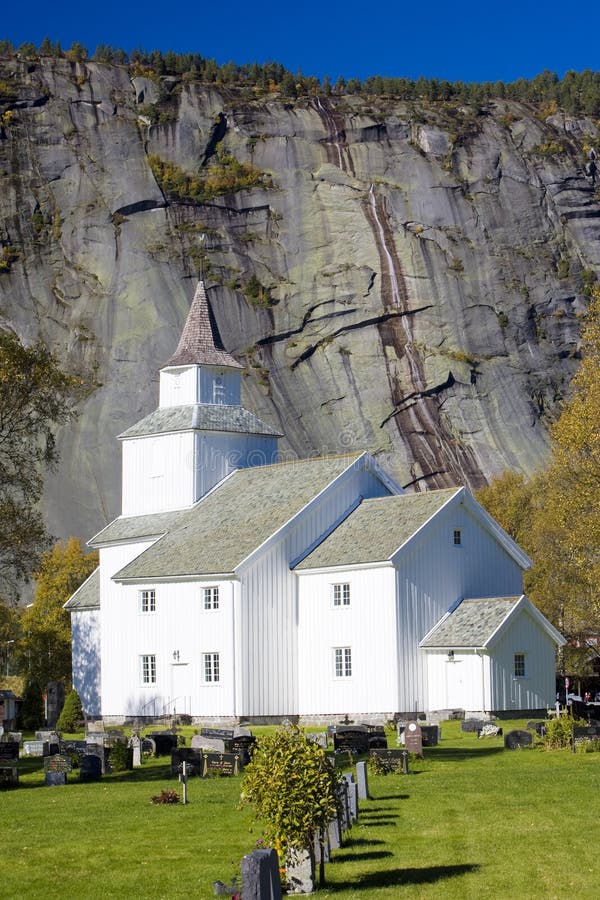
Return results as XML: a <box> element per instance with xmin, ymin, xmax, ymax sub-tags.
<box><xmin>1</xmin><ymin>719</ymin><xmax>599</xmax><ymax>899</ymax></box>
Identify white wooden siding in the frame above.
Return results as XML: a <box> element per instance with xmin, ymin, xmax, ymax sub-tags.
<box><xmin>425</xmin><ymin>650</ymin><xmax>491</xmax><ymax>712</ymax></box>
<box><xmin>122</xmin><ymin>433</ymin><xmax>196</xmax><ymax>514</ymax></box>
<box><xmin>297</xmin><ymin>567</ymin><xmax>398</xmax><ymax>716</ymax></box>
<box><xmin>396</xmin><ymin>499</ymin><xmax>524</xmax><ymax>713</ymax></box>
<box><xmin>159</xmin><ymin>366</ymin><xmax>198</xmax><ymax>407</ymax></box>
<box><xmin>489</xmin><ymin>610</ymin><xmax>557</xmax><ymax>711</ymax></box>
<box><xmin>199</xmin><ymin>367</ymin><xmax>240</xmax><ymax>406</ymax></box>
<box><xmin>71</xmin><ymin>609</ymin><xmax>101</xmax><ymax>717</ymax></box>
<box><xmin>100</xmin><ymin>563</ymin><xmax>236</xmax><ymax>718</ymax></box>
<box><xmin>237</xmin><ymin>465</ymin><xmax>392</xmax><ymax>717</ymax></box>
<box><xmin>193</xmin><ymin>433</ymin><xmax>278</xmax><ymax>500</ymax></box>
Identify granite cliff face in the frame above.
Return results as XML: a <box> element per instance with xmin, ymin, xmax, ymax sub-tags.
<box><xmin>1</xmin><ymin>56</ymin><xmax>598</xmax><ymax>540</ymax></box>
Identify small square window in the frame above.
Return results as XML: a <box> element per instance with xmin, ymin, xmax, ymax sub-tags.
<box><xmin>332</xmin><ymin>583</ymin><xmax>350</xmax><ymax>607</ymax></box>
<box><xmin>140</xmin><ymin>589</ymin><xmax>156</xmax><ymax>613</ymax></box>
<box><xmin>514</xmin><ymin>653</ymin><xmax>525</xmax><ymax>677</ymax></box>
<box><xmin>334</xmin><ymin>647</ymin><xmax>352</xmax><ymax>678</ymax></box>
<box><xmin>203</xmin><ymin>587</ymin><xmax>219</xmax><ymax>610</ymax></box>
<box><xmin>141</xmin><ymin>654</ymin><xmax>156</xmax><ymax>684</ymax></box>
<box><xmin>203</xmin><ymin>652</ymin><xmax>220</xmax><ymax>683</ymax></box>
<box><xmin>453</xmin><ymin>529</ymin><xmax>462</xmax><ymax>546</ymax></box>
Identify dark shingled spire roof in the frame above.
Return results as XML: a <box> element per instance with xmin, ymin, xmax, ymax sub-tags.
<box><xmin>164</xmin><ymin>281</ymin><xmax>242</xmax><ymax>369</ymax></box>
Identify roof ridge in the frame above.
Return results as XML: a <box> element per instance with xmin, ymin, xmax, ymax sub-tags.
<box><xmin>234</xmin><ymin>451</ymin><xmax>364</xmax><ymax>472</ymax></box>
<box><xmin>362</xmin><ymin>487</ymin><xmax>461</xmax><ymax>503</ymax></box>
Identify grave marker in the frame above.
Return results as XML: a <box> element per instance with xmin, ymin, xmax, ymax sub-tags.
<box><xmin>0</xmin><ymin>766</ymin><xmax>18</xmax><ymax>788</ymax></box>
<box><xmin>45</xmin><ymin>771</ymin><xmax>67</xmax><ymax>786</ymax></box>
<box><xmin>504</xmin><ymin>730</ymin><xmax>533</xmax><ymax>750</ymax></box>
<box><xmin>404</xmin><ymin>721</ymin><xmax>423</xmax><ymax>757</ymax></box>
<box><xmin>333</xmin><ymin>726</ymin><xmax>369</xmax><ymax>755</ymax></box>
<box><xmin>202</xmin><ymin>751</ymin><xmax>239</xmax><ymax>777</ymax></box>
<box><xmin>240</xmin><ymin>848</ymin><xmax>282</xmax><ymax>900</ymax></box>
<box><xmin>356</xmin><ymin>760</ymin><xmax>370</xmax><ymax>800</ymax></box>
<box><xmin>0</xmin><ymin>741</ymin><xmax>19</xmax><ymax>762</ymax></box>
<box><xmin>80</xmin><ymin>754</ymin><xmax>102</xmax><ymax>780</ymax></box>
<box><xmin>44</xmin><ymin>753</ymin><xmax>73</xmax><ymax>773</ymax></box>
<box><xmin>200</xmin><ymin>727</ymin><xmax>234</xmax><ymax>741</ymax></box>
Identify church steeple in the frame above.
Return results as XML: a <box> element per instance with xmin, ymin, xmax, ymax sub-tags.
<box><xmin>164</xmin><ymin>281</ymin><xmax>242</xmax><ymax>370</ymax></box>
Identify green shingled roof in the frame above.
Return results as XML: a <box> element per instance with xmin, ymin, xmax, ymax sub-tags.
<box><xmin>113</xmin><ymin>453</ymin><xmax>365</xmax><ymax>580</ymax></box>
<box><xmin>420</xmin><ymin>597</ymin><xmax>522</xmax><ymax>648</ymax></box>
<box><xmin>118</xmin><ymin>403</ymin><xmax>282</xmax><ymax>440</ymax></box>
<box><xmin>91</xmin><ymin>508</ymin><xmax>188</xmax><ymax>546</ymax></box>
<box><xmin>64</xmin><ymin>567</ymin><xmax>100</xmax><ymax>610</ymax></box>
<box><xmin>296</xmin><ymin>489</ymin><xmax>461</xmax><ymax>569</ymax></box>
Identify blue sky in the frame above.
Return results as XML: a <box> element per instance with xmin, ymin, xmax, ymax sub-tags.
<box><xmin>2</xmin><ymin>1</ymin><xmax>596</xmax><ymax>84</ymax></box>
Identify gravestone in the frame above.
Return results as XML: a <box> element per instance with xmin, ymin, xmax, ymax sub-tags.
<box><xmin>574</xmin><ymin>725</ymin><xmax>600</xmax><ymax>740</ymax></box>
<box><xmin>0</xmin><ymin>766</ymin><xmax>18</xmax><ymax>787</ymax></box>
<box><xmin>84</xmin><ymin>743</ymin><xmax>106</xmax><ymax>774</ymax></box>
<box><xmin>6</xmin><ymin>732</ymin><xmax>22</xmax><ymax>745</ymax></box>
<box><xmin>504</xmin><ymin>730</ymin><xmax>533</xmax><ymax>750</ymax></box>
<box><xmin>328</xmin><ymin>815</ymin><xmax>342</xmax><ymax>850</ymax></box>
<box><xmin>313</xmin><ymin>829</ymin><xmax>330</xmax><ymax>864</ymax></box>
<box><xmin>44</xmin><ymin>753</ymin><xmax>73</xmax><ymax>773</ymax></box>
<box><xmin>370</xmin><ymin>748</ymin><xmax>408</xmax><ymax>773</ymax></box>
<box><xmin>148</xmin><ymin>733</ymin><xmax>178</xmax><ymax>756</ymax></box>
<box><xmin>286</xmin><ymin>847</ymin><xmax>314</xmax><ymax>895</ymax></box>
<box><xmin>141</xmin><ymin>737</ymin><xmax>156</xmax><ymax>756</ymax></box>
<box><xmin>80</xmin><ymin>754</ymin><xmax>102</xmax><ymax>780</ymax></box>
<box><xmin>191</xmin><ymin>734</ymin><xmax>226</xmax><ymax>753</ymax></box>
<box><xmin>366</xmin><ymin>726</ymin><xmax>387</xmax><ymax>749</ymax></box>
<box><xmin>131</xmin><ymin>735</ymin><xmax>142</xmax><ymax>767</ymax></box>
<box><xmin>86</xmin><ymin>720</ymin><xmax>104</xmax><ymax>733</ymax></box>
<box><xmin>461</xmin><ymin>719</ymin><xmax>486</xmax><ymax>733</ymax></box>
<box><xmin>200</xmin><ymin>727</ymin><xmax>234</xmax><ymax>741</ymax></box>
<box><xmin>23</xmin><ymin>740</ymin><xmax>48</xmax><ymax>757</ymax></box>
<box><xmin>240</xmin><ymin>848</ymin><xmax>282</xmax><ymax>900</ymax></box>
<box><xmin>404</xmin><ymin>721</ymin><xmax>423</xmax><ymax>757</ymax></box>
<box><xmin>229</xmin><ymin>735</ymin><xmax>256</xmax><ymax>766</ymax></box>
<box><xmin>171</xmin><ymin>748</ymin><xmax>203</xmax><ymax>777</ymax></box>
<box><xmin>333</xmin><ymin>726</ymin><xmax>369</xmax><ymax>755</ymax></box>
<box><xmin>45</xmin><ymin>681</ymin><xmax>65</xmax><ymax>729</ymax></box>
<box><xmin>45</xmin><ymin>771</ymin><xmax>67</xmax><ymax>786</ymax></box>
<box><xmin>356</xmin><ymin>760</ymin><xmax>370</xmax><ymax>800</ymax></box>
<box><xmin>342</xmin><ymin>773</ymin><xmax>358</xmax><ymax>822</ymax></box>
<box><xmin>338</xmin><ymin>780</ymin><xmax>351</xmax><ymax>831</ymax></box>
<box><xmin>307</xmin><ymin>732</ymin><xmax>328</xmax><ymax>749</ymax></box>
<box><xmin>0</xmin><ymin>741</ymin><xmax>19</xmax><ymax>762</ymax></box>
<box><xmin>202</xmin><ymin>751</ymin><xmax>239</xmax><ymax>777</ymax></box>
<box><xmin>421</xmin><ymin>725</ymin><xmax>440</xmax><ymax>746</ymax></box>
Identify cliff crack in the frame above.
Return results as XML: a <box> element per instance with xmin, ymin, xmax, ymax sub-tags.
<box><xmin>380</xmin><ymin>371</ymin><xmax>456</xmax><ymax>427</ymax></box>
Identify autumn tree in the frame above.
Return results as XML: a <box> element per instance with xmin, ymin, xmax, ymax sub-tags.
<box><xmin>0</xmin><ymin>329</ymin><xmax>83</xmax><ymax>602</ymax></box>
<box><xmin>241</xmin><ymin>725</ymin><xmax>342</xmax><ymax>887</ymax></box>
<box><xmin>17</xmin><ymin>538</ymin><xmax>98</xmax><ymax>687</ymax></box>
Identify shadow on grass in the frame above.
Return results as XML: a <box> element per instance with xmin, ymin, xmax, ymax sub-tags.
<box><xmin>370</xmin><ymin>794</ymin><xmax>410</xmax><ymax>802</ymax></box>
<box><xmin>340</xmin><ymin>837</ymin><xmax>386</xmax><ymax>847</ymax></box>
<box><xmin>426</xmin><ymin>746</ymin><xmax>504</xmax><ymax>762</ymax></box>
<box><xmin>326</xmin><ymin>863</ymin><xmax>480</xmax><ymax>890</ymax></box>
<box><xmin>334</xmin><ymin>849</ymin><xmax>395</xmax><ymax>862</ymax></box>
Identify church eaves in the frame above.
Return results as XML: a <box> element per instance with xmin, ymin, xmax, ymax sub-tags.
<box><xmin>164</xmin><ymin>280</ymin><xmax>242</xmax><ymax>369</ymax></box>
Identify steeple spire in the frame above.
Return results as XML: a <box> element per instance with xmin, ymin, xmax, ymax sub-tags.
<box><xmin>165</xmin><ymin>281</ymin><xmax>241</xmax><ymax>369</ymax></box>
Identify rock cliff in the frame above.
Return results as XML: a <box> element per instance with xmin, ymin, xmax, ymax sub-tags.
<box><xmin>1</xmin><ymin>56</ymin><xmax>598</xmax><ymax>540</ymax></box>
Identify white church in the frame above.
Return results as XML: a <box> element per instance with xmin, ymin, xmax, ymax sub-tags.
<box><xmin>66</xmin><ymin>282</ymin><xmax>564</xmax><ymax>724</ymax></box>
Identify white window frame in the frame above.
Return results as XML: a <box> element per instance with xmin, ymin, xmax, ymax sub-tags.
<box><xmin>141</xmin><ymin>654</ymin><xmax>157</xmax><ymax>685</ymax></box>
<box><xmin>453</xmin><ymin>529</ymin><xmax>462</xmax><ymax>546</ymax></box>
<box><xmin>213</xmin><ymin>376</ymin><xmax>225</xmax><ymax>405</ymax></box>
<box><xmin>203</xmin><ymin>586</ymin><xmax>219</xmax><ymax>610</ymax></box>
<box><xmin>332</xmin><ymin>583</ymin><xmax>350</xmax><ymax>607</ymax></box>
<box><xmin>514</xmin><ymin>653</ymin><xmax>526</xmax><ymax>678</ymax></box>
<box><xmin>334</xmin><ymin>647</ymin><xmax>352</xmax><ymax>678</ymax></box>
<box><xmin>139</xmin><ymin>589</ymin><xmax>156</xmax><ymax>613</ymax></box>
<box><xmin>202</xmin><ymin>652</ymin><xmax>220</xmax><ymax>684</ymax></box>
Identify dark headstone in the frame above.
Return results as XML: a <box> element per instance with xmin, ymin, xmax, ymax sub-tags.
<box><xmin>148</xmin><ymin>733</ymin><xmax>178</xmax><ymax>756</ymax></box>
<box><xmin>80</xmin><ymin>754</ymin><xmax>102</xmax><ymax>780</ymax></box>
<box><xmin>342</xmin><ymin>772</ymin><xmax>358</xmax><ymax>821</ymax></box>
<box><xmin>141</xmin><ymin>737</ymin><xmax>156</xmax><ymax>756</ymax></box>
<box><xmin>241</xmin><ymin>848</ymin><xmax>282</xmax><ymax>900</ymax></box>
<box><xmin>421</xmin><ymin>725</ymin><xmax>440</xmax><ymax>746</ymax></box>
<box><xmin>461</xmin><ymin>719</ymin><xmax>486</xmax><ymax>733</ymax></box>
<box><xmin>44</xmin><ymin>753</ymin><xmax>73</xmax><ymax>772</ymax></box>
<box><xmin>369</xmin><ymin>748</ymin><xmax>407</xmax><ymax>772</ymax></box>
<box><xmin>504</xmin><ymin>729</ymin><xmax>533</xmax><ymax>750</ymax></box>
<box><xmin>333</xmin><ymin>726</ymin><xmax>370</xmax><ymax>755</ymax></box>
<box><xmin>0</xmin><ymin>766</ymin><xmax>18</xmax><ymax>787</ymax></box>
<box><xmin>0</xmin><ymin>742</ymin><xmax>19</xmax><ymax>762</ymax></box>
<box><xmin>229</xmin><ymin>735</ymin><xmax>256</xmax><ymax>766</ymax></box>
<box><xmin>202</xmin><ymin>751</ymin><xmax>239</xmax><ymax>777</ymax></box>
<box><xmin>45</xmin><ymin>771</ymin><xmax>67</xmax><ymax>786</ymax></box>
<box><xmin>171</xmin><ymin>748</ymin><xmax>203</xmax><ymax>777</ymax></box>
<box><xmin>527</xmin><ymin>721</ymin><xmax>546</xmax><ymax>736</ymax></box>
<box><xmin>366</xmin><ymin>726</ymin><xmax>388</xmax><ymax>749</ymax></box>
<box><xmin>574</xmin><ymin>725</ymin><xmax>600</xmax><ymax>740</ymax></box>
<box><xmin>404</xmin><ymin>721</ymin><xmax>423</xmax><ymax>757</ymax></box>
<box><xmin>313</xmin><ymin>829</ymin><xmax>330</xmax><ymax>864</ymax></box>
<box><xmin>45</xmin><ymin>681</ymin><xmax>65</xmax><ymax>729</ymax></box>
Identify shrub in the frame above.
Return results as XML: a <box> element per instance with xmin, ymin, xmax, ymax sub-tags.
<box><xmin>56</xmin><ymin>689</ymin><xmax>83</xmax><ymax>732</ymax></box>
<box><xmin>109</xmin><ymin>740</ymin><xmax>133</xmax><ymax>772</ymax></box>
<box><xmin>149</xmin><ymin>151</ymin><xmax>266</xmax><ymax>204</ymax></box>
<box><xmin>543</xmin><ymin>715</ymin><xmax>584</xmax><ymax>749</ymax></box>
<box><xmin>151</xmin><ymin>789</ymin><xmax>180</xmax><ymax>804</ymax></box>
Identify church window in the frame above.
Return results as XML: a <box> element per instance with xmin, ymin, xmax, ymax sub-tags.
<box><xmin>332</xmin><ymin>583</ymin><xmax>350</xmax><ymax>606</ymax></box>
<box><xmin>203</xmin><ymin>652</ymin><xmax>220</xmax><ymax>683</ymax></box>
<box><xmin>334</xmin><ymin>647</ymin><xmax>352</xmax><ymax>678</ymax></box>
<box><xmin>453</xmin><ymin>529</ymin><xmax>462</xmax><ymax>546</ymax></box>
<box><xmin>213</xmin><ymin>376</ymin><xmax>225</xmax><ymax>404</ymax></box>
<box><xmin>514</xmin><ymin>653</ymin><xmax>526</xmax><ymax>677</ymax></box>
<box><xmin>203</xmin><ymin>586</ymin><xmax>219</xmax><ymax>610</ymax></box>
<box><xmin>140</xmin><ymin>589</ymin><xmax>156</xmax><ymax>613</ymax></box>
<box><xmin>141</xmin><ymin>654</ymin><xmax>157</xmax><ymax>684</ymax></box>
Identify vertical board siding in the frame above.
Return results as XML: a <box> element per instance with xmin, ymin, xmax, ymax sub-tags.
<box><xmin>159</xmin><ymin>366</ymin><xmax>197</xmax><ymax>407</ymax></box>
<box><xmin>396</xmin><ymin>500</ymin><xmax>525</xmax><ymax>713</ymax></box>
<box><xmin>194</xmin><ymin>434</ymin><xmax>278</xmax><ymax>500</ymax></box>
<box><xmin>238</xmin><ymin>465</ymin><xmax>393</xmax><ymax>717</ymax></box>
<box><xmin>122</xmin><ymin>433</ymin><xmax>195</xmax><ymax>515</ymax></box>
<box><xmin>199</xmin><ymin>368</ymin><xmax>241</xmax><ymax>406</ymax></box>
<box><xmin>72</xmin><ymin>610</ymin><xmax>101</xmax><ymax>717</ymax></box>
<box><xmin>101</xmin><ymin>562</ymin><xmax>236</xmax><ymax>717</ymax></box>
<box><xmin>490</xmin><ymin>611</ymin><xmax>557</xmax><ymax>711</ymax></box>
<box><xmin>297</xmin><ymin>567</ymin><xmax>397</xmax><ymax>715</ymax></box>
<box><xmin>426</xmin><ymin>651</ymin><xmax>491</xmax><ymax>712</ymax></box>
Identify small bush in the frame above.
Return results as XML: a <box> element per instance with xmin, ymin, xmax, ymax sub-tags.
<box><xmin>109</xmin><ymin>740</ymin><xmax>133</xmax><ymax>772</ymax></box>
<box><xmin>543</xmin><ymin>715</ymin><xmax>584</xmax><ymax>749</ymax></box>
<box><xmin>56</xmin><ymin>689</ymin><xmax>83</xmax><ymax>732</ymax></box>
<box><xmin>149</xmin><ymin>150</ymin><xmax>266</xmax><ymax>204</ymax></box>
<box><xmin>151</xmin><ymin>789</ymin><xmax>180</xmax><ymax>804</ymax></box>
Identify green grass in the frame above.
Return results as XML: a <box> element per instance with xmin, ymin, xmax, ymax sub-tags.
<box><xmin>2</xmin><ymin>720</ymin><xmax>599</xmax><ymax>899</ymax></box>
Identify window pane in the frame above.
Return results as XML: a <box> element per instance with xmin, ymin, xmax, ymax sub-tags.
<box><xmin>514</xmin><ymin>653</ymin><xmax>525</xmax><ymax>677</ymax></box>
<box><xmin>204</xmin><ymin>587</ymin><xmax>219</xmax><ymax>609</ymax></box>
<box><xmin>142</xmin><ymin>654</ymin><xmax>156</xmax><ymax>683</ymax></box>
<box><xmin>333</xmin><ymin>583</ymin><xmax>350</xmax><ymax>606</ymax></box>
<box><xmin>141</xmin><ymin>589</ymin><xmax>156</xmax><ymax>612</ymax></box>
<box><xmin>334</xmin><ymin>647</ymin><xmax>351</xmax><ymax>677</ymax></box>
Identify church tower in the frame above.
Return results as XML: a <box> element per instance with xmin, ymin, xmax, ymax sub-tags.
<box><xmin>119</xmin><ymin>282</ymin><xmax>280</xmax><ymax>516</ymax></box>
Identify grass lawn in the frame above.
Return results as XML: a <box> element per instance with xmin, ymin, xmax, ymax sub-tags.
<box><xmin>1</xmin><ymin>719</ymin><xmax>598</xmax><ymax>899</ymax></box>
